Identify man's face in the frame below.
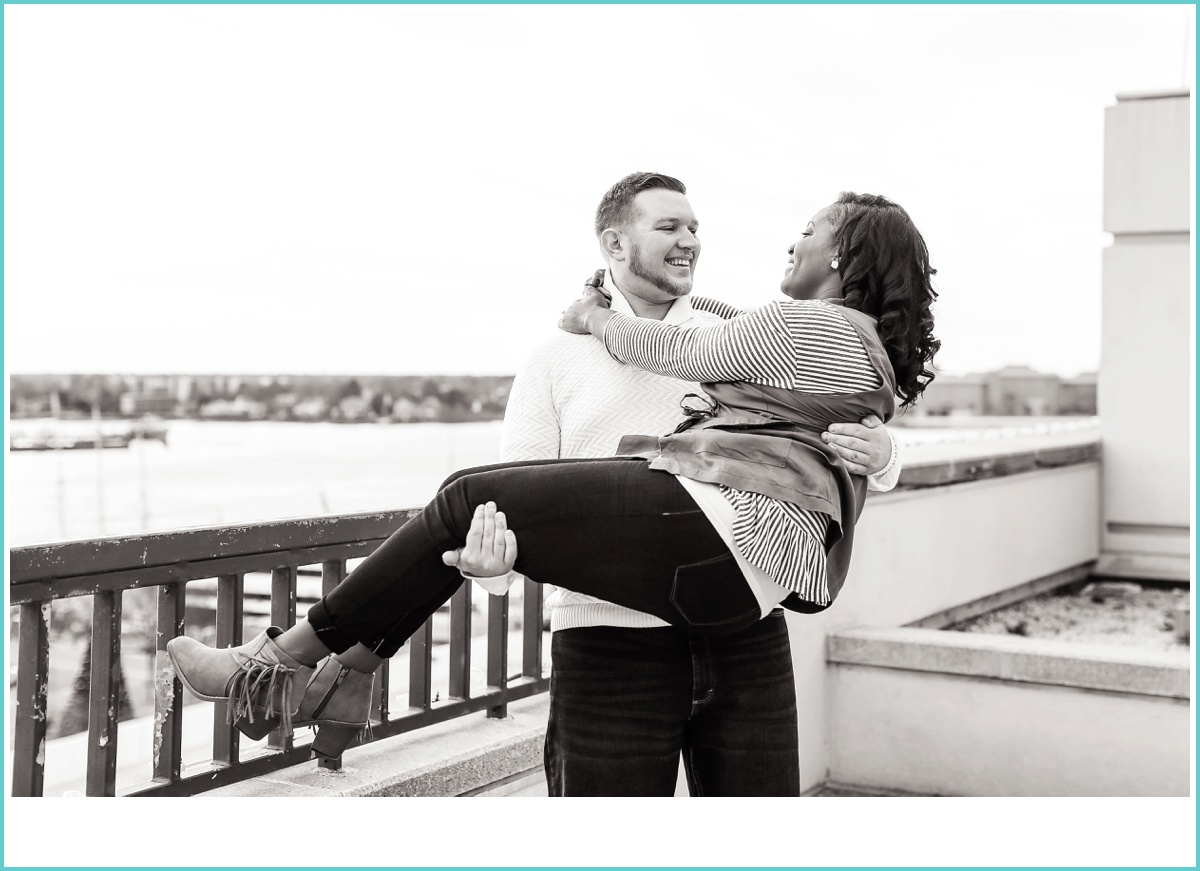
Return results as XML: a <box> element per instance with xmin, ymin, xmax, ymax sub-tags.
<box><xmin>620</xmin><ymin>189</ymin><xmax>701</xmax><ymax>303</ymax></box>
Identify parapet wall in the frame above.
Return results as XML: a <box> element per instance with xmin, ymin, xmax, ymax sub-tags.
<box><xmin>786</xmin><ymin>429</ymin><xmax>1103</xmax><ymax>794</ymax></box>
<box><xmin>827</xmin><ymin>627</ymin><xmax>1190</xmax><ymax>796</ymax></box>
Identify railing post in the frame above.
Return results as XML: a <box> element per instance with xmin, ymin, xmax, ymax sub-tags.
<box><xmin>213</xmin><ymin>574</ymin><xmax>244</xmax><ymax>766</ymax></box>
<box><xmin>408</xmin><ymin>616</ymin><xmax>434</xmax><ymax>712</ymax></box>
<box><xmin>316</xmin><ymin>559</ymin><xmax>346</xmax><ymax>771</ymax></box>
<box><xmin>86</xmin><ymin>590</ymin><xmax>122</xmax><ymax>796</ymax></box>
<box><xmin>346</xmin><ymin>553</ymin><xmax>390</xmax><ymax>735</ymax></box>
<box><xmin>486</xmin><ymin>592</ymin><xmax>509</xmax><ymax>719</ymax></box>
<box><xmin>448</xmin><ymin>581</ymin><xmax>472</xmax><ymax>700</ymax></box>
<box><xmin>375</xmin><ymin>660</ymin><xmax>390</xmax><ymax>724</ymax></box>
<box><xmin>12</xmin><ymin>601</ymin><xmax>50</xmax><ymax>797</ymax></box>
<box><xmin>320</xmin><ymin>559</ymin><xmax>345</xmax><ymax>597</ymax></box>
<box><xmin>521</xmin><ymin>578</ymin><xmax>544</xmax><ymax>679</ymax></box>
<box><xmin>152</xmin><ymin>582</ymin><xmax>186</xmax><ymax>783</ymax></box>
<box><xmin>269</xmin><ymin>566</ymin><xmax>298</xmax><ymax>751</ymax></box>
<box><xmin>271</xmin><ymin>565</ymin><xmax>299</xmax><ymax>630</ymax></box>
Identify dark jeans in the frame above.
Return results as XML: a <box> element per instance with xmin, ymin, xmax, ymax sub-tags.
<box><xmin>545</xmin><ymin>614</ymin><xmax>800</xmax><ymax>796</ymax></box>
<box><xmin>307</xmin><ymin>458</ymin><xmax>763</xmax><ymax>657</ymax></box>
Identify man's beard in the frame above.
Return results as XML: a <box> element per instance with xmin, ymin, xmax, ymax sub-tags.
<box><xmin>628</xmin><ymin>242</ymin><xmax>690</xmax><ymax>298</ymax></box>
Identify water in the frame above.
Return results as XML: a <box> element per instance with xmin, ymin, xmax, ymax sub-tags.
<box><xmin>6</xmin><ymin>415</ymin><xmax>1099</xmax><ymax>547</ymax></box>
<box><xmin>6</xmin><ymin>419</ymin><xmax>506</xmax><ymax>547</ymax></box>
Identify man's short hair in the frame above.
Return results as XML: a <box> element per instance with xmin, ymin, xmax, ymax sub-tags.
<box><xmin>594</xmin><ymin>172</ymin><xmax>687</xmax><ymax>237</ymax></box>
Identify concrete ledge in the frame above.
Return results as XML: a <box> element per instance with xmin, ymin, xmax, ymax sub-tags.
<box><xmin>895</xmin><ymin>430</ymin><xmax>1101</xmax><ymax>489</ymax></box>
<box><xmin>203</xmin><ymin>694</ymin><xmax>550</xmax><ymax>797</ymax></box>
<box><xmin>1096</xmin><ymin>551</ymin><xmax>1192</xmax><ymax>583</ymax></box>
<box><xmin>828</xmin><ymin>626</ymin><xmax>1191</xmax><ymax>699</ymax></box>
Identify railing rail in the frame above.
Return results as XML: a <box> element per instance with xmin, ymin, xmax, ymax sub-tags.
<box><xmin>9</xmin><ymin>509</ymin><xmax>548</xmax><ymax>797</ymax></box>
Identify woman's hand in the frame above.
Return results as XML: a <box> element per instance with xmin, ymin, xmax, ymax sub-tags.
<box><xmin>441</xmin><ymin>502</ymin><xmax>518</xmax><ymax>585</ymax></box>
<box><xmin>582</xmin><ymin>267</ymin><xmax>611</xmax><ymax>299</ymax></box>
<box><xmin>559</xmin><ymin>285</ymin><xmax>612</xmax><ymax>335</ymax></box>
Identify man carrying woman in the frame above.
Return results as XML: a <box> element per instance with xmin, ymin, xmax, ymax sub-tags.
<box><xmin>472</xmin><ymin>171</ymin><xmax>899</xmax><ymax>795</ymax></box>
<box><xmin>168</xmin><ymin>182</ymin><xmax>940</xmax><ymax>774</ymax></box>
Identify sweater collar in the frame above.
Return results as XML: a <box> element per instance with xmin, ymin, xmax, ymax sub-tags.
<box><xmin>603</xmin><ymin>272</ymin><xmax>695</xmax><ymax>326</ymax></box>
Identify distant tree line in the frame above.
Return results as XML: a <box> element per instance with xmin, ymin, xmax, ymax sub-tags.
<box><xmin>9</xmin><ymin>373</ymin><xmax>517</xmax><ymax>424</ymax></box>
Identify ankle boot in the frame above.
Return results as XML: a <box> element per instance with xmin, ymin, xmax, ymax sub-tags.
<box><xmin>295</xmin><ymin>658</ymin><xmax>376</xmax><ymax>760</ymax></box>
<box><xmin>167</xmin><ymin>627</ymin><xmax>315</xmax><ymax>740</ymax></box>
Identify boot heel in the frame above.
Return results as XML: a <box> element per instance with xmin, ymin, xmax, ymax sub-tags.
<box><xmin>232</xmin><ymin>713</ymin><xmax>280</xmax><ymax>741</ymax></box>
<box><xmin>310</xmin><ymin>722</ymin><xmax>361</xmax><ymax>760</ymax></box>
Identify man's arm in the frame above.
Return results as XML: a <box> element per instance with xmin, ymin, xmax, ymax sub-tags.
<box><xmin>455</xmin><ymin>349</ymin><xmax>563</xmax><ymax>592</ymax></box>
<box><xmin>499</xmin><ymin>349</ymin><xmax>561</xmax><ymax>462</ymax></box>
<box><xmin>822</xmin><ymin>416</ymin><xmax>901</xmax><ymax>491</ymax></box>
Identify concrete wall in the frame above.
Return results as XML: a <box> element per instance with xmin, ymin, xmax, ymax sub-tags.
<box><xmin>1098</xmin><ymin>90</ymin><xmax>1192</xmax><ymax>580</ymax></box>
<box><xmin>826</xmin><ymin>628</ymin><xmax>1190</xmax><ymax>796</ymax></box>
<box><xmin>786</xmin><ymin>458</ymin><xmax>1102</xmax><ymax>793</ymax></box>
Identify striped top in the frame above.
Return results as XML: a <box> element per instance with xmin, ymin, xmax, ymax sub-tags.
<box><xmin>603</xmin><ymin>298</ymin><xmax>884</xmax><ymax>604</ymax></box>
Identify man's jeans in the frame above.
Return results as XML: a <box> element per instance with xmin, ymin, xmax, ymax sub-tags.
<box><xmin>545</xmin><ymin>611</ymin><xmax>800</xmax><ymax>796</ymax></box>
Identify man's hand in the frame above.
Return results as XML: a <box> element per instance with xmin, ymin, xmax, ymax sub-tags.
<box><xmin>442</xmin><ymin>502</ymin><xmax>518</xmax><ymax>583</ymax></box>
<box><xmin>821</xmin><ymin>415</ymin><xmax>891</xmax><ymax>475</ymax></box>
<box><xmin>559</xmin><ymin>285</ymin><xmax>612</xmax><ymax>335</ymax></box>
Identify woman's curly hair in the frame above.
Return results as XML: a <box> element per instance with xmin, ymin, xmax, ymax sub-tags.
<box><xmin>830</xmin><ymin>192</ymin><xmax>941</xmax><ymax>408</ymax></box>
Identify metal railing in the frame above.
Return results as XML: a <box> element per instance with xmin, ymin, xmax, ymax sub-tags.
<box><xmin>9</xmin><ymin>510</ymin><xmax>548</xmax><ymax>796</ymax></box>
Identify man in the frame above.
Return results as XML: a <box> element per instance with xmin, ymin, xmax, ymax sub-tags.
<box><xmin>462</xmin><ymin>172</ymin><xmax>897</xmax><ymax>795</ymax></box>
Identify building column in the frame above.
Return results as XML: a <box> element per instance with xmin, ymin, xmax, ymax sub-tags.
<box><xmin>1097</xmin><ymin>89</ymin><xmax>1191</xmax><ymax>581</ymax></box>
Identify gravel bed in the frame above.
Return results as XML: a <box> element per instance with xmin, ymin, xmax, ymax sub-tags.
<box><xmin>948</xmin><ymin>582</ymin><xmax>1191</xmax><ymax>652</ymax></box>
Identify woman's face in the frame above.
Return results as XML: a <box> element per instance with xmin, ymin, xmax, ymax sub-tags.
<box><xmin>781</xmin><ymin>205</ymin><xmax>839</xmax><ymax>300</ymax></box>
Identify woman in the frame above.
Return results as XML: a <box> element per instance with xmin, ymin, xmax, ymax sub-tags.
<box><xmin>168</xmin><ymin>191</ymin><xmax>940</xmax><ymax>760</ymax></box>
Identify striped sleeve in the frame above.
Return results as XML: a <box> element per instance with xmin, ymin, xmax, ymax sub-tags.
<box><xmin>602</xmin><ymin>299</ymin><xmax>883</xmax><ymax>393</ymax></box>
<box><xmin>688</xmin><ymin>296</ymin><xmax>746</xmax><ymax>321</ymax></box>
<box><xmin>603</xmin><ymin>302</ymin><xmax>797</xmax><ymax>388</ymax></box>
<box><xmin>779</xmin><ymin>303</ymin><xmax>882</xmax><ymax>393</ymax></box>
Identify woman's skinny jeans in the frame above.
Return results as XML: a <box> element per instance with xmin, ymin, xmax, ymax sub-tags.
<box><xmin>306</xmin><ymin>457</ymin><xmax>763</xmax><ymax>658</ymax></box>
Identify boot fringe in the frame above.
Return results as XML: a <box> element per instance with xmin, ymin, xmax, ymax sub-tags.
<box><xmin>226</xmin><ymin>652</ymin><xmax>301</xmax><ymax>736</ymax></box>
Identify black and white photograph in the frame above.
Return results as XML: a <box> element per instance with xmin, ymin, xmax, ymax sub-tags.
<box><xmin>3</xmin><ymin>3</ymin><xmax>1194</xmax><ymax>868</ymax></box>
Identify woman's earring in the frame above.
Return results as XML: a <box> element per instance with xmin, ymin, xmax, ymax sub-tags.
<box><xmin>830</xmin><ymin>258</ymin><xmax>839</xmax><ymax>270</ymax></box>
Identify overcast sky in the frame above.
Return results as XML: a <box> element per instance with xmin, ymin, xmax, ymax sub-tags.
<box><xmin>2</xmin><ymin>5</ymin><xmax>1197</xmax><ymax>863</ymax></box>
<box><xmin>4</xmin><ymin>4</ymin><xmax>1194</xmax><ymax>378</ymax></box>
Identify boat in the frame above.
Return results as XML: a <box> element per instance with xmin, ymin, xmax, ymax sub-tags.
<box><xmin>9</xmin><ymin>430</ymin><xmax>134</xmax><ymax>451</ymax></box>
<box><xmin>10</xmin><ymin>409</ymin><xmax>170</xmax><ymax>452</ymax></box>
<box><xmin>130</xmin><ymin>415</ymin><xmax>169</xmax><ymax>444</ymax></box>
